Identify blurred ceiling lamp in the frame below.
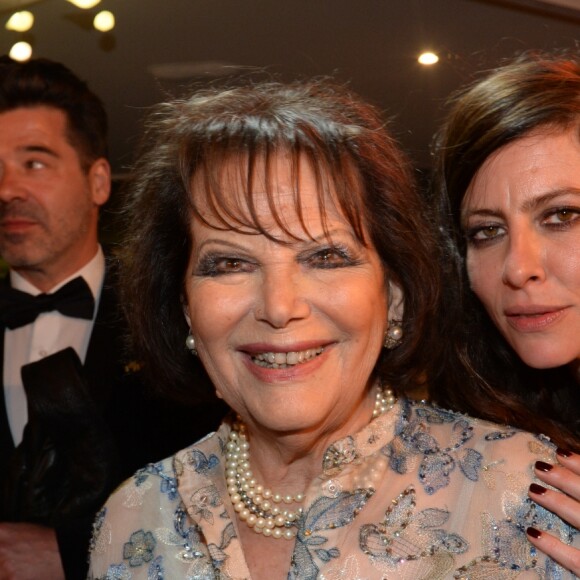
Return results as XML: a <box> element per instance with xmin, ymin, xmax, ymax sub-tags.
<box><xmin>65</xmin><ymin>0</ymin><xmax>101</xmax><ymax>8</ymax></box>
<box><xmin>5</xmin><ymin>10</ymin><xmax>34</xmax><ymax>32</ymax></box>
<box><xmin>418</xmin><ymin>51</ymin><xmax>439</xmax><ymax>65</ymax></box>
<box><xmin>93</xmin><ymin>10</ymin><xmax>114</xmax><ymax>32</ymax></box>
<box><xmin>9</xmin><ymin>41</ymin><xmax>32</xmax><ymax>61</ymax></box>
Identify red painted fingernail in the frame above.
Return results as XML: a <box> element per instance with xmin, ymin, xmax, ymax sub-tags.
<box><xmin>529</xmin><ymin>483</ymin><xmax>547</xmax><ymax>495</ymax></box>
<box><xmin>527</xmin><ymin>527</ymin><xmax>542</xmax><ymax>539</ymax></box>
<box><xmin>556</xmin><ymin>447</ymin><xmax>574</xmax><ymax>458</ymax></box>
<box><xmin>535</xmin><ymin>461</ymin><xmax>553</xmax><ymax>472</ymax></box>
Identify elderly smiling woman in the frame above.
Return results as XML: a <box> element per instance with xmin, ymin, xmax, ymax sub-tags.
<box><xmin>88</xmin><ymin>80</ymin><xmax>579</xmax><ymax>579</ymax></box>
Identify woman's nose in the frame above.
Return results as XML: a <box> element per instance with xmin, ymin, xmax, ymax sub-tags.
<box><xmin>502</xmin><ymin>232</ymin><xmax>545</xmax><ymax>288</ymax></box>
<box><xmin>254</xmin><ymin>265</ymin><xmax>311</xmax><ymax>328</ymax></box>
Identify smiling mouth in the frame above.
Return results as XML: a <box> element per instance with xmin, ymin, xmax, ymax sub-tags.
<box><xmin>251</xmin><ymin>347</ymin><xmax>324</xmax><ymax>369</ymax></box>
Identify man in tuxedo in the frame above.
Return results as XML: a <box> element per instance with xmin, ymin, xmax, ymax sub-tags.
<box><xmin>0</xmin><ymin>56</ymin><xmax>224</xmax><ymax>579</ymax></box>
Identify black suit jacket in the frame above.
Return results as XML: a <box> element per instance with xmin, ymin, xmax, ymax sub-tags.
<box><xmin>0</xmin><ymin>258</ymin><xmax>225</xmax><ymax>578</ymax></box>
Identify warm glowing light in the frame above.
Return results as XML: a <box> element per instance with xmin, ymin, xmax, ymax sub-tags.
<box><xmin>65</xmin><ymin>0</ymin><xmax>101</xmax><ymax>8</ymax></box>
<box><xmin>418</xmin><ymin>52</ymin><xmax>439</xmax><ymax>66</ymax></box>
<box><xmin>93</xmin><ymin>10</ymin><xmax>114</xmax><ymax>32</ymax></box>
<box><xmin>6</xmin><ymin>11</ymin><xmax>34</xmax><ymax>32</ymax></box>
<box><xmin>9</xmin><ymin>41</ymin><xmax>32</xmax><ymax>62</ymax></box>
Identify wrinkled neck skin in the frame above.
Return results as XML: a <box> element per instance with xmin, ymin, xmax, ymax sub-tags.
<box><xmin>238</xmin><ymin>382</ymin><xmax>379</xmax><ymax>497</ymax></box>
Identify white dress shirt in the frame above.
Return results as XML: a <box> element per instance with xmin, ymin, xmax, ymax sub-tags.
<box><xmin>3</xmin><ymin>246</ymin><xmax>105</xmax><ymax>446</ymax></box>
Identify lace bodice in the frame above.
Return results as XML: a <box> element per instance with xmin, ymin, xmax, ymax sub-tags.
<box><xmin>89</xmin><ymin>399</ymin><xmax>580</xmax><ymax>579</ymax></box>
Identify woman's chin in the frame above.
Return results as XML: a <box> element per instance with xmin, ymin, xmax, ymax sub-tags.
<box><xmin>518</xmin><ymin>348</ymin><xmax>577</xmax><ymax>370</ymax></box>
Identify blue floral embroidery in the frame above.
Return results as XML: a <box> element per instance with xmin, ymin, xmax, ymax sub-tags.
<box><xmin>545</xmin><ymin>555</ymin><xmax>567</xmax><ymax>580</ymax></box>
<box><xmin>415</xmin><ymin>404</ymin><xmax>458</xmax><ymax>424</ymax></box>
<box><xmin>454</xmin><ymin>516</ymin><xmax>538</xmax><ymax>575</ymax></box>
<box><xmin>103</xmin><ymin>563</ymin><xmax>131</xmax><ymax>579</ymax></box>
<box><xmin>384</xmin><ymin>399</ymin><xmax>482</xmax><ymax>495</ymax></box>
<box><xmin>519</xmin><ymin>497</ymin><xmax>578</xmax><ymax>545</ymax></box>
<box><xmin>458</xmin><ymin>448</ymin><xmax>483</xmax><ymax>481</ymax></box>
<box><xmin>182</xmin><ymin>448</ymin><xmax>220</xmax><ymax>474</ymax></box>
<box><xmin>360</xmin><ymin>486</ymin><xmax>469</xmax><ymax>565</ymax></box>
<box><xmin>290</xmin><ymin>489</ymin><xmax>373</xmax><ymax>579</ymax></box>
<box><xmin>485</xmin><ymin>430</ymin><xmax>517</xmax><ymax>441</ymax></box>
<box><xmin>315</xmin><ymin>547</ymin><xmax>340</xmax><ymax>562</ymax></box>
<box><xmin>147</xmin><ymin>555</ymin><xmax>164</xmax><ymax>580</ymax></box>
<box><xmin>207</xmin><ymin>521</ymin><xmax>236</xmax><ymax>570</ymax></box>
<box><xmin>174</xmin><ymin>505</ymin><xmax>213</xmax><ymax>564</ymax></box>
<box><xmin>133</xmin><ymin>463</ymin><xmax>179</xmax><ymax>500</ymax></box>
<box><xmin>134</xmin><ymin>463</ymin><xmax>162</xmax><ymax>486</ymax></box>
<box><xmin>454</xmin><ymin>492</ymin><xmax>579</xmax><ymax>576</ymax></box>
<box><xmin>419</xmin><ymin>451</ymin><xmax>456</xmax><ymax>494</ymax></box>
<box><xmin>159</xmin><ymin>476</ymin><xmax>178</xmax><ymax>500</ymax></box>
<box><xmin>123</xmin><ymin>530</ymin><xmax>156</xmax><ymax>567</ymax></box>
<box><xmin>188</xmin><ymin>484</ymin><xmax>222</xmax><ymax>524</ymax></box>
<box><xmin>133</xmin><ymin>466</ymin><xmax>153</xmax><ymax>487</ymax></box>
<box><xmin>90</xmin><ymin>403</ymin><xmax>580</xmax><ymax>579</ymax></box>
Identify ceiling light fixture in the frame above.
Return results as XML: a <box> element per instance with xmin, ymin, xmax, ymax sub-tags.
<box><xmin>418</xmin><ymin>52</ymin><xmax>439</xmax><ymax>66</ymax></box>
<box><xmin>9</xmin><ymin>41</ymin><xmax>32</xmax><ymax>61</ymax></box>
<box><xmin>65</xmin><ymin>0</ymin><xmax>101</xmax><ymax>8</ymax></box>
<box><xmin>5</xmin><ymin>0</ymin><xmax>115</xmax><ymax>61</ymax></box>
<box><xmin>93</xmin><ymin>9</ymin><xmax>114</xmax><ymax>32</ymax></box>
<box><xmin>5</xmin><ymin>10</ymin><xmax>34</xmax><ymax>32</ymax></box>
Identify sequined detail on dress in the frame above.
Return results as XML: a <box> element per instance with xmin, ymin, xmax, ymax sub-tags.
<box><xmin>88</xmin><ymin>401</ymin><xmax>580</xmax><ymax>580</ymax></box>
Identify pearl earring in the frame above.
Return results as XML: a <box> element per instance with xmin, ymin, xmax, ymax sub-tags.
<box><xmin>384</xmin><ymin>320</ymin><xmax>403</xmax><ymax>349</ymax></box>
<box><xmin>185</xmin><ymin>334</ymin><xmax>198</xmax><ymax>356</ymax></box>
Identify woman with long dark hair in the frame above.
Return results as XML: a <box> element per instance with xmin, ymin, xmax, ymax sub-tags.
<box><xmin>434</xmin><ymin>50</ymin><xmax>580</xmax><ymax>574</ymax></box>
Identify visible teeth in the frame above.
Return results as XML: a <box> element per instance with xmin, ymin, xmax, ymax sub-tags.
<box><xmin>252</xmin><ymin>347</ymin><xmax>324</xmax><ymax>368</ymax></box>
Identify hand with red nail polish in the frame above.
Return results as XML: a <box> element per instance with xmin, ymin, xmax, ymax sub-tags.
<box><xmin>527</xmin><ymin>449</ymin><xmax>580</xmax><ymax>575</ymax></box>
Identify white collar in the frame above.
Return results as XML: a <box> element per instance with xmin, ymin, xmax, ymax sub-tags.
<box><xmin>9</xmin><ymin>246</ymin><xmax>106</xmax><ymax>300</ymax></box>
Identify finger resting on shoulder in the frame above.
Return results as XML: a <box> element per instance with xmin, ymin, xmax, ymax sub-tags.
<box><xmin>556</xmin><ymin>448</ymin><xmax>580</xmax><ymax>475</ymax></box>
<box><xmin>528</xmin><ymin>482</ymin><xmax>580</xmax><ymax>528</ymax></box>
<box><xmin>534</xmin><ymin>460</ymin><xmax>580</xmax><ymax>501</ymax></box>
<box><xmin>526</xmin><ymin>527</ymin><xmax>580</xmax><ymax>575</ymax></box>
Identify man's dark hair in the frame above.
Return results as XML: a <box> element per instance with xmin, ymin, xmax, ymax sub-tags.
<box><xmin>0</xmin><ymin>56</ymin><xmax>108</xmax><ymax>169</ymax></box>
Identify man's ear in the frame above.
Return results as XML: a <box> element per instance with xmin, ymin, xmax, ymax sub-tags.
<box><xmin>387</xmin><ymin>279</ymin><xmax>404</xmax><ymax>321</ymax></box>
<box><xmin>88</xmin><ymin>158</ymin><xmax>111</xmax><ymax>207</ymax></box>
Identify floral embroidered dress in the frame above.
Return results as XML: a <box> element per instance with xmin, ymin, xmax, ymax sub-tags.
<box><xmin>88</xmin><ymin>399</ymin><xmax>580</xmax><ymax>579</ymax></box>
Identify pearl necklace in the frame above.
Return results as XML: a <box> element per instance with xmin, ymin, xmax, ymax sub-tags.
<box><xmin>372</xmin><ymin>385</ymin><xmax>396</xmax><ymax>418</ymax></box>
<box><xmin>225</xmin><ymin>386</ymin><xmax>396</xmax><ymax>540</ymax></box>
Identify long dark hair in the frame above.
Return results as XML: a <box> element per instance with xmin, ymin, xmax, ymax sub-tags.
<box><xmin>119</xmin><ymin>79</ymin><xmax>443</xmax><ymax>405</ymax></box>
<box><xmin>432</xmin><ymin>50</ymin><xmax>580</xmax><ymax>450</ymax></box>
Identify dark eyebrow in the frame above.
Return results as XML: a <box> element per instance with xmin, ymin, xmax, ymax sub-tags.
<box><xmin>19</xmin><ymin>144</ymin><xmax>60</xmax><ymax>158</ymax></box>
<box><xmin>521</xmin><ymin>188</ymin><xmax>580</xmax><ymax>212</ymax></box>
<box><xmin>462</xmin><ymin>188</ymin><xmax>580</xmax><ymax>224</ymax></box>
<box><xmin>195</xmin><ymin>227</ymin><xmax>361</xmax><ymax>254</ymax></box>
<box><xmin>461</xmin><ymin>207</ymin><xmax>503</xmax><ymax>222</ymax></box>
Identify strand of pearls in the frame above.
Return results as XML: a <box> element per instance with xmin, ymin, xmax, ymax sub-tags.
<box><xmin>226</xmin><ymin>385</ymin><xmax>396</xmax><ymax>540</ymax></box>
<box><xmin>372</xmin><ymin>386</ymin><xmax>396</xmax><ymax>418</ymax></box>
<box><xmin>226</xmin><ymin>422</ymin><xmax>303</xmax><ymax>540</ymax></box>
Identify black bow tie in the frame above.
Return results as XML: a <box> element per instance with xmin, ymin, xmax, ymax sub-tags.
<box><xmin>0</xmin><ymin>276</ymin><xmax>95</xmax><ymax>330</ymax></box>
